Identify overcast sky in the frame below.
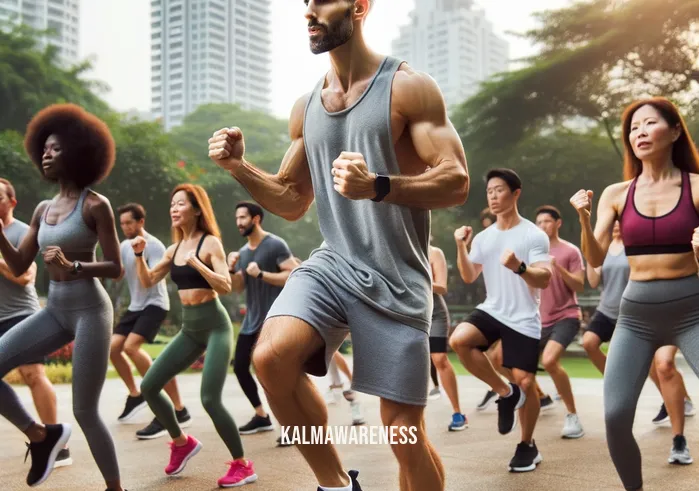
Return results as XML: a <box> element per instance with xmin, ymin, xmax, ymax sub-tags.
<box><xmin>79</xmin><ymin>0</ymin><xmax>571</xmax><ymax>118</ymax></box>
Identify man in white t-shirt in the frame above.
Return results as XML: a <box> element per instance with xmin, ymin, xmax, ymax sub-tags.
<box><xmin>450</xmin><ymin>168</ymin><xmax>552</xmax><ymax>474</ymax></box>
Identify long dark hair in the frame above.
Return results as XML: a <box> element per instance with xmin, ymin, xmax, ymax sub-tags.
<box><xmin>621</xmin><ymin>97</ymin><xmax>699</xmax><ymax>180</ymax></box>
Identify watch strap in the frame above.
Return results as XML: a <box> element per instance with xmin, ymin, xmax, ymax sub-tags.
<box><xmin>371</xmin><ymin>174</ymin><xmax>390</xmax><ymax>202</ymax></box>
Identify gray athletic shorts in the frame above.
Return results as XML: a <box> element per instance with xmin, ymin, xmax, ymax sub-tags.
<box><xmin>540</xmin><ymin>317</ymin><xmax>580</xmax><ymax>350</ymax></box>
<box><xmin>266</xmin><ymin>268</ymin><xmax>430</xmax><ymax>406</ymax></box>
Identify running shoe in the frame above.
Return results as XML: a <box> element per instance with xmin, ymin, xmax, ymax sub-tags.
<box><xmin>476</xmin><ymin>389</ymin><xmax>497</xmax><ymax>411</ymax></box>
<box><xmin>496</xmin><ymin>383</ymin><xmax>525</xmax><ymax>435</ymax></box>
<box><xmin>117</xmin><ymin>394</ymin><xmax>148</xmax><ymax>422</ymax></box>
<box><xmin>539</xmin><ymin>395</ymin><xmax>555</xmax><ymax>411</ymax></box>
<box><xmin>165</xmin><ymin>435</ymin><xmax>202</xmax><ymax>475</ymax></box>
<box><xmin>218</xmin><ymin>459</ymin><xmax>257</xmax><ymax>487</ymax></box>
<box><xmin>350</xmin><ymin>401</ymin><xmax>366</xmax><ymax>426</ymax></box>
<box><xmin>239</xmin><ymin>415</ymin><xmax>274</xmax><ymax>435</ymax></box>
<box><xmin>428</xmin><ymin>387</ymin><xmax>441</xmax><ymax>400</ymax></box>
<box><xmin>316</xmin><ymin>470</ymin><xmax>362</xmax><ymax>491</ymax></box>
<box><xmin>669</xmin><ymin>435</ymin><xmax>693</xmax><ymax>465</ymax></box>
<box><xmin>508</xmin><ymin>441</ymin><xmax>543</xmax><ymax>472</ymax></box>
<box><xmin>685</xmin><ymin>399</ymin><xmax>696</xmax><ymax>417</ymax></box>
<box><xmin>653</xmin><ymin>403</ymin><xmax>669</xmax><ymax>425</ymax></box>
<box><xmin>136</xmin><ymin>418</ymin><xmax>168</xmax><ymax>440</ymax></box>
<box><xmin>448</xmin><ymin>413</ymin><xmax>468</xmax><ymax>431</ymax></box>
<box><xmin>53</xmin><ymin>448</ymin><xmax>72</xmax><ymax>468</ymax></box>
<box><xmin>561</xmin><ymin>413</ymin><xmax>585</xmax><ymax>439</ymax></box>
<box><xmin>25</xmin><ymin>423</ymin><xmax>72</xmax><ymax>486</ymax></box>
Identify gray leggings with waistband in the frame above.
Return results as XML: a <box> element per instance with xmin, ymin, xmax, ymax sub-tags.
<box><xmin>0</xmin><ymin>278</ymin><xmax>119</xmax><ymax>482</ymax></box>
<box><xmin>605</xmin><ymin>275</ymin><xmax>699</xmax><ymax>491</ymax></box>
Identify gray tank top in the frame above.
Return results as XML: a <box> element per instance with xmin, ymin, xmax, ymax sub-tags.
<box><xmin>432</xmin><ymin>293</ymin><xmax>448</xmax><ymax>322</ymax></box>
<box><xmin>301</xmin><ymin>56</ymin><xmax>432</xmax><ymax>332</ymax></box>
<box><xmin>596</xmin><ymin>248</ymin><xmax>630</xmax><ymax>320</ymax></box>
<box><xmin>37</xmin><ymin>189</ymin><xmax>98</xmax><ymax>255</ymax></box>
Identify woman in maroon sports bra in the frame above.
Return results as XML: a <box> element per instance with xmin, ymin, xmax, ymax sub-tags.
<box><xmin>570</xmin><ymin>97</ymin><xmax>699</xmax><ymax>491</ymax></box>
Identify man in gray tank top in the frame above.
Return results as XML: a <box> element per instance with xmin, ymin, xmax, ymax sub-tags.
<box><xmin>0</xmin><ymin>178</ymin><xmax>71</xmax><ymax>467</ymax></box>
<box><xmin>111</xmin><ymin>203</ymin><xmax>191</xmax><ymax>439</ymax></box>
<box><xmin>208</xmin><ymin>2</ymin><xmax>469</xmax><ymax>489</ymax></box>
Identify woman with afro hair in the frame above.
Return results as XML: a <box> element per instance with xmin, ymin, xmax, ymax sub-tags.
<box><xmin>0</xmin><ymin>104</ymin><xmax>125</xmax><ymax>491</ymax></box>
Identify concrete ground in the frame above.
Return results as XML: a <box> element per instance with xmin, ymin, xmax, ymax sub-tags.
<box><xmin>1</xmin><ymin>361</ymin><xmax>699</xmax><ymax>491</ymax></box>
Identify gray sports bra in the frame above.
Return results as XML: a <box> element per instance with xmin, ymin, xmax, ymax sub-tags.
<box><xmin>37</xmin><ymin>188</ymin><xmax>98</xmax><ymax>254</ymax></box>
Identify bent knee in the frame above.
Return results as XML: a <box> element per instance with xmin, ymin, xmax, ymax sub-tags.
<box><xmin>18</xmin><ymin>365</ymin><xmax>45</xmax><ymax>387</ymax></box>
<box><xmin>431</xmin><ymin>354</ymin><xmax>449</xmax><ymax>370</ymax></box>
<box><xmin>582</xmin><ymin>333</ymin><xmax>601</xmax><ymax>353</ymax></box>
<box><xmin>656</xmin><ymin>359</ymin><xmax>677</xmax><ymax>378</ymax></box>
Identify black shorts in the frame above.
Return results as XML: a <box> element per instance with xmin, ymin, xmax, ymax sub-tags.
<box><xmin>429</xmin><ymin>337</ymin><xmax>447</xmax><ymax>354</ymax></box>
<box><xmin>114</xmin><ymin>306</ymin><xmax>168</xmax><ymax>343</ymax></box>
<box><xmin>540</xmin><ymin>318</ymin><xmax>580</xmax><ymax>351</ymax></box>
<box><xmin>0</xmin><ymin>315</ymin><xmax>45</xmax><ymax>365</ymax></box>
<box><xmin>585</xmin><ymin>310</ymin><xmax>616</xmax><ymax>343</ymax></box>
<box><xmin>466</xmin><ymin>309</ymin><xmax>540</xmax><ymax>374</ymax></box>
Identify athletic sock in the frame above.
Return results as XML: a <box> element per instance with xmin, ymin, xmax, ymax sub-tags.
<box><xmin>319</xmin><ymin>472</ymin><xmax>352</xmax><ymax>491</ymax></box>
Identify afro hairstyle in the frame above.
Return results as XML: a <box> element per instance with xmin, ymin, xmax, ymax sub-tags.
<box><xmin>24</xmin><ymin>104</ymin><xmax>116</xmax><ymax>189</ymax></box>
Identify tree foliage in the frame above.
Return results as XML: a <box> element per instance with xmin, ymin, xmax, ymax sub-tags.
<box><xmin>455</xmin><ymin>0</ymin><xmax>699</xmax><ymax>154</ymax></box>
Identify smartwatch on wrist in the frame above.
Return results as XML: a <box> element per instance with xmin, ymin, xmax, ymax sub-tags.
<box><xmin>514</xmin><ymin>262</ymin><xmax>527</xmax><ymax>275</ymax></box>
<box><xmin>71</xmin><ymin>261</ymin><xmax>83</xmax><ymax>275</ymax></box>
<box><xmin>371</xmin><ymin>174</ymin><xmax>390</xmax><ymax>202</ymax></box>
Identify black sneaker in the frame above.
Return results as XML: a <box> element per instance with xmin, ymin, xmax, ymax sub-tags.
<box><xmin>316</xmin><ymin>470</ymin><xmax>362</xmax><ymax>490</ymax></box>
<box><xmin>53</xmin><ymin>447</ymin><xmax>72</xmax><ymax>468</ymax></box>
<box><xmin>25</xmin><ymin>423</ymin><xmax>72</xmax><ymax>486</ymax></box>
<box><xmin>653</xmin><ymin>403</ymin><xmax>670</xmax><ymax>425</ymax></box>
<box><xmin>136</xmin><ymin>418</ymin><xmax>168</xmax><ymax>440</ymax></box>
<box><xmin>495</xmin><ymin>383</ymin><xmax>526</xmax><ymax>435</ymax></box>
<box><xmin>276</xmin><ymin>435</ymin><xmax>293</xmax><ymax>447</ymax></box>
<box><xmin>540</xmin><ymin>395</ymin><xmax>555</xmax><ymax>412</ymax></box>
<box><xmin>117</xmin><ymin>394</ymin><xmax>148</xmax><ymax>422</ymax></box>
<box><xmin>508</xmin><ymin>441</ymin><xmax>543</xmax><ymax>472</ymax></box>
<box><xmin>476</xmin><ymin>390</ymin><xmax>498</xmax><ymax>411</ymax></box>
<box><xmin>176</xmin><ymin>407</ymin><xmax>192</xmax><ymax>428</ymax></box>
<box><xmin>239</xmin><ymin>415</ymin><xmax>274</xmax><ymax>435</ymax></box>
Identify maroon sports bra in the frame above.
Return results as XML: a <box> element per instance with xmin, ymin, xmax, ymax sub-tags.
<box><xmin>619</xmin><ymin>171</ymin><xmax>699</xmax><ymax>256</ymax></box>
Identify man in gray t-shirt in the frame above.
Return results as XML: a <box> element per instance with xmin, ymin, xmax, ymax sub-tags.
<box><xmin>112</xmin><ymin>203</ymin><xmax>190</xmax><ymax>439</ymax></box>
<box><xmin>0</xmin><ymin>178</ymin><xmax>72</xmax><ymax>466</ymax></box>
<box><xmin>227</xmin><ymin>201</ymin><xmax>296</xmax><ymax>435</ymax></box>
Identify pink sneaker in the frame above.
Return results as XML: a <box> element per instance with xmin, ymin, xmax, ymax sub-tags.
<box><xmin>165</xmin><ymin>435</ymin><xmax>202</xmax><ymax>476</ymax></box>
<box><xmin>217</xmin><ymin>459</ymin><xmax>257</xmax><ymax>488</ymax></box>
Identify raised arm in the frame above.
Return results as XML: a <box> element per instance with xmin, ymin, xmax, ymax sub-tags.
<box><xmin>0</xmin><ymin>201</ymin><xmax>47</xmax><ymax>276</ymax></box>
<box><xmin>187</xmin><ymin>235</ymin><xmax>232</xmax><ymax>295</ymax></box>
<box><xmin>0</xmin><ymin>260</ymin><xmax>36</xmax><ymax>286</ymax></box>
<box><xmin>570</xmin><ymin>184</ymin><xmax>620</xmax><ymax>268</ymax></box>
<box><xmin>208</xmin><ymin>94</ymin><xmax>314</xmax><ymax>221</ymax></box>
<box><xmin>386</xmin><ymin>69</ymin><xmax>469</xmax><ymax>209</ymax></box>
<box><xmin>134</xmin><ymin>239</ymin><xmax>173</xmax><ymax>288</ymax></box>
<box><xmin>454</xmin><ymin>226</ymin><xmax>482</xmax><ymax>284</ymax></box>
<box><xmin>430</xmin><ymin>247</ymin><xmax>448</xmax><ymax>295</ymax></box>
<box><xmin>587</xmin><ymin>263</ymin><xmax>602</xmax><ymax>289</ymax></box>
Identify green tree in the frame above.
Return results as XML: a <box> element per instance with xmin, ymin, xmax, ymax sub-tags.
<box><xmin>454</xmin><ymin>0</ymin><xmax>699</xmax><ymax>155</ymax></box>
<box><xmin>0</xmin><ymin>23</ymin><xmax>110</xmax><ymax>133</ymax></box>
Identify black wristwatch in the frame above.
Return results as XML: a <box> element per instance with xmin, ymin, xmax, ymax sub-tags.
<box><xmin>514</xmin><ymin>261</ymin><xmax>527</xmax><ymax>275</ymax></box>
<box><xmin>71</xmin><ymin>261</ymin><xmax>83</xmax><ymax>275</ymax></box>
<box><xmin>371</xmin><ymin>174</ymin><xmax>391</xmax><ymax>202</ymax></box>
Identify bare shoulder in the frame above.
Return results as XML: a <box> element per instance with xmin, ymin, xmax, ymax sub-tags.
<box><xmin>289</xmin><ymin>92</ymin><xmax>313</xmax><ymax>138</ymax></box>
<box><xmin>392</xmin><ymin>64</ymin><xmax>445</xmax><ymax>118</ymax></box>
<box><xmin>203</xmin><ymin>234</ymin><xmax>224</xmax><ymax>252</ymax></box>
<box><xmin>30</xmin><ymin>200</ymin><xmax>51</xmax><ymax>226</ymax></box>
<box><xmin>84</xmin><ymin>190</ymin><xmax>111</xmax><ymax>208</ymax></box>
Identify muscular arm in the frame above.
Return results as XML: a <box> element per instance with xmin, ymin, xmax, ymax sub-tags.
<box><xmin>0</xmin><ymin>202</ymin><xmax>47</xmax><ymax>276</ymax></box>
<box><xmin>430</xmin><ymin>247</ymin><xmax>448</xmax><ymax>295</ymax></box>
<box><xmin>215</xmin><ymin>95</ymin><xmax>315</xmax><ymax>221</ymax></box>
<box><xmin>586</xmin><ymin>263</ymin><xmax>602</xmax><ymax>289</ymax></box>
<box><xmin>0</xmin><ymin>260</ymin><xmax>36</xmax><ymax>286</ymax></box>
<box><xmin>385</xmin><ymin>70</ymin><xmax>469</xmax><ymax>209</ymax></box>
<box><xmin>456</xmin><ymin>239</ymin><xmax>482</xmax><ymax>284</ymax></box>
<box><xmin>136</xmin><ymin>246</ymin><xmax>173</xmax><ymax>288</ymax></box>
<box><xmin>190</xmin><ymin>236</ymin><xmax>232</xmax><ymax>295</ymax></box>
<box><xmin>580</xmin><ymin>185</ymin><xmax>618</xmax><ymax>268</ymax></box>
<box><xmin>76</xmin><ymin>197</ymin><xmax>122</xmax><ymax>279</ymax></box>
<box><xmin>260</xmin><ymin>257</ymin><xmax>296</xmax><ymax>288</ymax></box>
<box><xmin>557</xmin><ymin>265</ymin><xmax>585</xmax><ymax>293</ymax></box>
<box><xmin>520</xmin><ymin>261</ymin><xmax>552</xmax><ymax>290</ymax></box>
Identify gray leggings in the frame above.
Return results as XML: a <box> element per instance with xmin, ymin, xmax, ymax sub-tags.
<box><xmin>0</xmin><ymin>278</ymin><xmax>119</xmax><ymax>482</ymax></box>
<box><xmin>605</xmin><ymin>275</ymin><xmax>699</xmax><ymax>491</ymax></box>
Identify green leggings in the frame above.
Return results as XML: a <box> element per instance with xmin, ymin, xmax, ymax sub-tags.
<box><xmin>140</xmin><ymin>297</ymin><xmax>244</xmax><ymax>459</ymax></box>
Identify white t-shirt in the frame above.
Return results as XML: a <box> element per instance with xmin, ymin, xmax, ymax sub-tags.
<box><xmin>470</xmin><ymin>218</ymin><xmax>551</xmax><ymax>339</ymax></box>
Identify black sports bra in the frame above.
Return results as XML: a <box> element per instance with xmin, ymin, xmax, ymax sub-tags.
<box><xmin>170</xmin><ymin>234</ymin><xmax>213</xmax><ymax>291</ymax></box>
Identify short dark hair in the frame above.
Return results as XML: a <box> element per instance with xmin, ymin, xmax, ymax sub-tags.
<box><xmin>0</xmin><ymin>178</ymin><xmax>16</xmax><ymax>200</ymax></box>
<box><xmin>24</xmin><ymin>104</ymin><xmax>116</xmax><ymax>189</ymax></box>
<box><xmin>485</xmin><ymin>168</ymin><xmax>522</xmax><ymax>192</ymax></box>
<box><xmin>479</xmin><ymin>207</ymin><xmax>495</xmax><ymax>223</ymax></box>
<box><xmin>117</xmin><ymin>203</ymin><xmax>146</xmax><ymax>221</ymax></box>
<box><xmin>236</xmin><ymin>201</ymin><xmax>264</xmax><ymax>223</ymax></box>
<box><xmin>535</xmin><ymin>205</ymin><xmax>562</xmax><ymax>221</ymax></box>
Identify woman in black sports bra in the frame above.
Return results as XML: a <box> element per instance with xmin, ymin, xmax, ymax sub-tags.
<box><xmin>131</xmin><ymin>183</ymin><xmax>257</xmax><ymax>488</ymax></box>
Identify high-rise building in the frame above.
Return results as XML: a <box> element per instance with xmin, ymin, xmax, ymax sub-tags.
<box><xmin>151</xmin><ymin>0</ymin><xmax>272</xmax><ymax>131</ymax></box>
<box><xmin>0</xmin><ymin>0</ymin><xmax>80</xmax><ymax>67</ymax></box>
<box><xmin>391</xmin><ymin>0</ymin><xmax>509</xmax><ymax>109</ymax></box>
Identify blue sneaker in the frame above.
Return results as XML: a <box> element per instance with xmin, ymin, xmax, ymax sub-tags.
<box><xmin>449</xmin><ymin>413</ymin><xmax>468</xmax><ymax>431</ymax></box>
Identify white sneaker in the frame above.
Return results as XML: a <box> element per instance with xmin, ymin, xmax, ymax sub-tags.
<box><xmin>350</xmin><ymin>401</ymin><xmax>365</xmax><ymax>426</ymax></box>
<box><xmin>685</xmin><ymin>399</ymin><xmax>696</xmax><ymax>417</ymax></box>
<box><xmin>561</xmin><ymin>413</ymin><xmax>585</xmax><ymax>439</ymax></box>
<box><xmin>325</xmin><ymin>387</ymin><xmax>342</xmax><ymax>405</ymax></box>
<box><xmin>669</xmin><ymin>435</ymin><xmax>694</xmax><ymax>465</ymax></box>
<box><xmin>428</xmin><ymin>387</ymin><xmax>441</xmax><ymax>400</ymax></box>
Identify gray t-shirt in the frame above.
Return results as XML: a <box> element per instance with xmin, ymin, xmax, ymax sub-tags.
<box><xmin>235</xmin><ymin>234</ymin><xmax>292</xmax><ymax>335</ymax></box>
<box><xmin>120</xmin><ymin>232</ymin><xmax>170</xmax><ymax>312</ymax></box>
<box><xmin>0</xmin><ymin>220</ymin><xmax>41</xmax><ymax>322</ymax></box>
<box><xmin>596</xmin><ymin>248</ymin><xmax>629</xmax><ymax>320</ymax></box>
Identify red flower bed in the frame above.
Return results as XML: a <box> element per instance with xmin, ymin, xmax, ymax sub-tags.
<box><xmin>47</xmin><ymin>342</ymin><xmax>74</xmax><ymax>365</ymax></box>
